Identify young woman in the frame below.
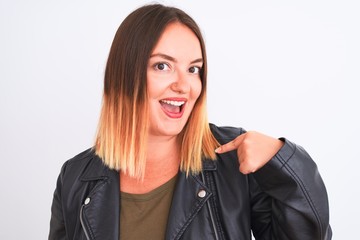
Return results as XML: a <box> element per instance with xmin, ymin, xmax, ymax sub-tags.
<box><xmin>49</xmin><ymin>4</ymin><xmax>332</xmax><ymax>240</ymax></box>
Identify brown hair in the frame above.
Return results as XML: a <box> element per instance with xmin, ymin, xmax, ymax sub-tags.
<box><xmin>95</xmin><ymin>4</ymin><xmax>218</xmax><ymax>179</ymax></box>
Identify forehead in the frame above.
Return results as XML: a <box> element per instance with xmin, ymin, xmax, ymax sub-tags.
<box><xmin>151</xmin><ymin>22</ymin><xmax>202</xmax><ymax>60</ymax></box>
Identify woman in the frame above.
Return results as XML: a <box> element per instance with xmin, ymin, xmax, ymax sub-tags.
<box><xmin>49</xmin><ymin>4</ymin><xmax>332</xmax><ymax>240</ymax></box>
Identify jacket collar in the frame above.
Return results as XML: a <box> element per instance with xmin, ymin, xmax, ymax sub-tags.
<box><xmin>79</xmin><ymin>151</ymin><xmax>112</xmax><ymax>181</ymax></box>
<box><xmin>78</xmin><ymin>152</ymin><xmax>217</xmax><ymax>240</ymax></box>
<box><xmin>202</xmin><ymin>158</ymin><xmax>217</xmax><ymax>171</ymax></box>
<box><xmin>78</xmin><ymin>153</ymin><xmax>120</xmax><ymax>240</ymax></box>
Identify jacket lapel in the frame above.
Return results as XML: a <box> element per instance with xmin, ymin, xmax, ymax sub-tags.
<box><xmin>165</xmin><ymin>160</ymin><xmax>217</xmax><ymax>240</ymax></box>
<box><xmin>76</xmin><ymin>155</ymin><xmax>218</xmax><ymax>240</ymax></box>
<box><xmin>79</xmin><ymin>156</ymin><xmax>120</xmax><ymax>240</ymax></box>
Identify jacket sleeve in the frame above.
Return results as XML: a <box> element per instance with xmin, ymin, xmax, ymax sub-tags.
<box><xmin>249</xmin><ymin>138</ymin><xmax>332</xmax><ymax>240</ymax></box>
<box><xmin>48</xmin><ymin>162</ymin><xmax>68</xmax><ymax>240</ymax></box>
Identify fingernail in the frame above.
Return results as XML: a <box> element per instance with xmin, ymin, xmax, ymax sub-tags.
<box><xmin>215</xmin><ymin>147</ymin><xmax>220</xmax><ymax>153</ymax></box>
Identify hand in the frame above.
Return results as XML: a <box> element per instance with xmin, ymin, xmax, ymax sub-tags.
<box><xmin>215</xmin><ymin>131</ymin><xmax>284</xmax><ymax>174</ymax></box>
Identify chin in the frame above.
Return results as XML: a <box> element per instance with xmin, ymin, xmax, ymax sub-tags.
<box><xmin>150</xmin><ymin>122</ymin><xmax>186</xmax><ymax>137</ymax></box>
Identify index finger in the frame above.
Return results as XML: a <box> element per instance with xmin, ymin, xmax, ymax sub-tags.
<box><xmin>215</xmin><ymin>134</ymin><xmax>245</xmax><ymax>154</ymax></box>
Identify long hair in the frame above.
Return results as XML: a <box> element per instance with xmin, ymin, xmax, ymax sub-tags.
<box><xmin>95</xmin><ymin>4</ymin><xmax>218</xmax><ymax>179</ymax></box>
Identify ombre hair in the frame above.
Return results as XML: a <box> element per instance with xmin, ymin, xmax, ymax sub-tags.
<box><xmin>95</xmin><ymin>4</ymin><xmax>219</xmax><ymax>179</ymax></box>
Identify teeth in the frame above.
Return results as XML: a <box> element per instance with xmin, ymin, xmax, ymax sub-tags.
<box><xmin>160</xmin><ymin>100</ymin><xmax>185</xmax><ymax>106</ymax></box>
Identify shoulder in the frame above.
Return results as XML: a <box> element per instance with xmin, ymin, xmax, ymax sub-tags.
<box><xmin>209</xmin><ymin>123</ymin><xmax>246</xmax><ymax>144</ymax></box>
<box><xmin>61</xmin><ymin>148</ymin><xmax>95</xmax><ymax>173</ymax></box>
<box><xmin>207</xmin><ymin>123</ymin><xmax>244</xmax><ymax>169</ymax></box>
<box><xmin>58</xmin><ymin>148</ymin><xmax>107</xmax><ymax>184</ymax></box>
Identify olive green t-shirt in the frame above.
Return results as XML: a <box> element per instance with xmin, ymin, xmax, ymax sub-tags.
<box><xmin>119</xmin><ymin>175</ymin><xmax>177</xmax><ymax>240</ymax></box>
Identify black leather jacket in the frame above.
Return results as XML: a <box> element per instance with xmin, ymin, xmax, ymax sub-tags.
<box><xmin>49</xmin><ymin>125</ymin><xmax>332</xmax><ymax>239</ymax></box>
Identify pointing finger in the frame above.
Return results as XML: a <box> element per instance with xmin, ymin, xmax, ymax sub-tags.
<box><xmin>215</xmin><ymin>134</ymin><xmax>245</xmax><ymax>154</ymax></box>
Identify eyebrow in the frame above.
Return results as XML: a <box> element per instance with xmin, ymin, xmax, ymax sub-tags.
<box><xmin>150</xmin><ymin>53</ymin><xmax>203</xmax><ymax>64</ymax></box>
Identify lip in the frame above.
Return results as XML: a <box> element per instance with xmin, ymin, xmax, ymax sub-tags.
<box><xmin>160</xmin><ymin>97</ymin><xmax>187</xmax><ymax>119</ymax></box>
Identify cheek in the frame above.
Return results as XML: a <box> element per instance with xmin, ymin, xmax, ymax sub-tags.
<box><xmin>191</xmin><ymin>80</ymin><xmax>202</xmax><ymax>100</ymax></box>
<box><xmin>146</xmin><ymin>76</ymin><xmax>155</xmax><ymax>98</ymax></box>
<box><xmin>147</xmin><ymin>79</ymin><xmax>165</xmax><ymax>99</ymax></box>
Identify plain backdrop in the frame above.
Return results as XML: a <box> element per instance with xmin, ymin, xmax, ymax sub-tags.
<box><xmin>1</xmin><ymin>0</ymin><xmax>359</xmax><ymax>239</ymax></box>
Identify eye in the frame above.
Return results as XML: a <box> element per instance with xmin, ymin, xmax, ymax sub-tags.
<box><xmin>189</xmin><ymin>66</ymin><xmax>201</xmax><ymax>74</ymax></box>
<box><xmin>154</xmin><ymin>62</ymin><xmax>170</xmax><ymax>71</ymax></box>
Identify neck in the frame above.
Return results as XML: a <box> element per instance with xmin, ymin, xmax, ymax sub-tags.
<box><xmin>147</xmin><ymin>134</ymin><xmax>179</xmax><ymax>163</ymax></box>
<box><xmin>120</xmin><ymin>135</ymin><xmax>180</xmax><ymax>194</ymax></box>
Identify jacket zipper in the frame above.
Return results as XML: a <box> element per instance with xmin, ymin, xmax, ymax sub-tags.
<box><xmin>201</xmin><ymin>172</ymin><xmax>220</xmax><ymax>240</ymax></box>
<box><xmin>80</xmin><ymin>204</ymin><xmax>91</xmax><ymax>240</ymax></box>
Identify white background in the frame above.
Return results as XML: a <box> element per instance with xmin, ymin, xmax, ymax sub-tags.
<box><xmin>1</xmin><ymin>0</ymin><xmax>359</xmax><ymax>239</ymax></box>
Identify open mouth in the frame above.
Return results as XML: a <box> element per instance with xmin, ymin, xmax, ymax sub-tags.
<box><xmin>160</xmin><ymin>99</ymin><xmax>186</xmax><ymax>118</ymax></box>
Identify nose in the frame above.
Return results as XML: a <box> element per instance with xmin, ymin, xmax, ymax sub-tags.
<box><xmin>170</xmin><ymin>71</ymin><xmax>190</xmax><ymax>94</ymax></box>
